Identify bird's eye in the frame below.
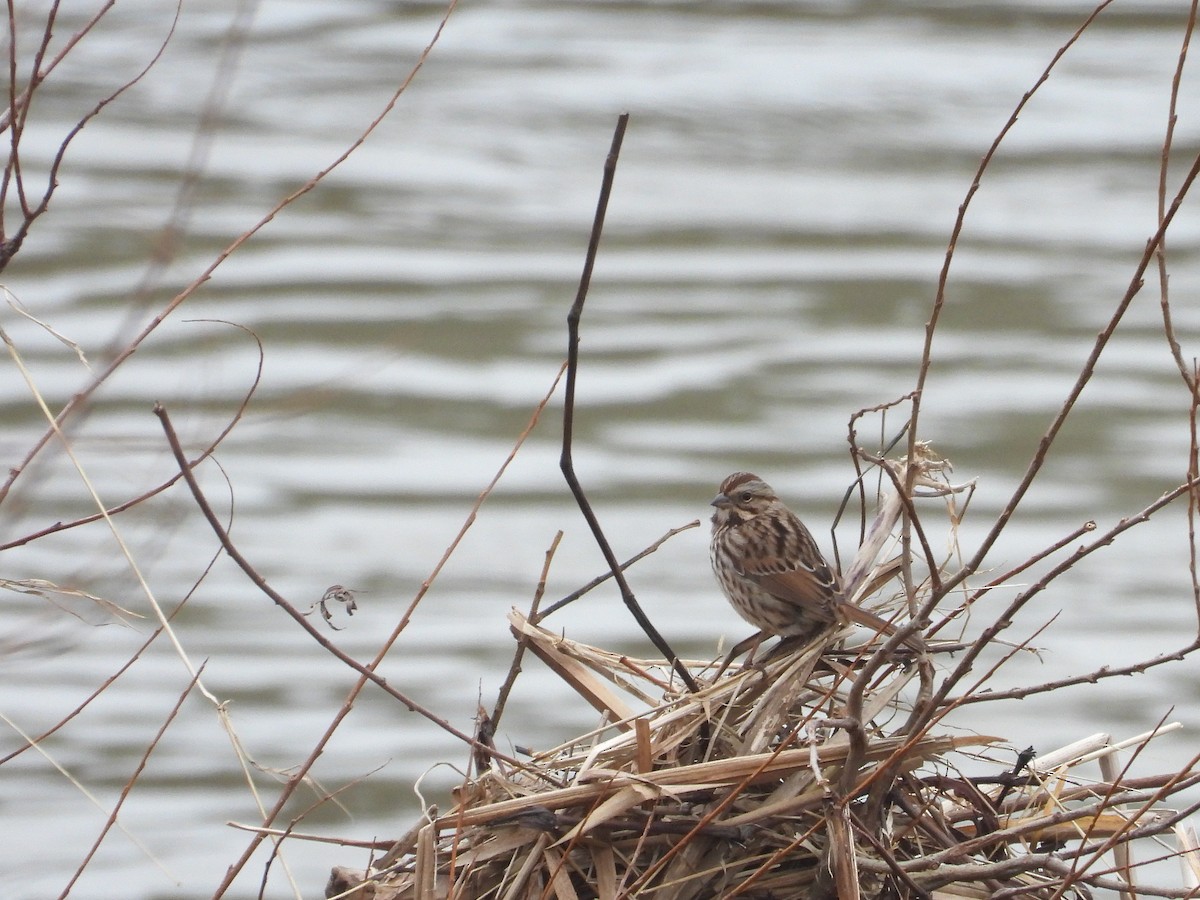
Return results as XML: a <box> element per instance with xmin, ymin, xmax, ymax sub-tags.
<box><xmin>739</xmin><ymin>491</ymin><xmax>753</xmax><ymax>502</ymax></box>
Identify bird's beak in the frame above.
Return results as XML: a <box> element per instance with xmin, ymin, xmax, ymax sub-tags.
<box><xmin>710</xmin><ymin>492</ymin><xmax>730</xmax><ymax>508</ymax></box>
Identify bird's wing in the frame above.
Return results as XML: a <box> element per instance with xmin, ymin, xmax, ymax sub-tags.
<box><xmin>755</xmin><ymin>567</ymin><xmax>919</xmax><ymax>645</ymax></box>
<box><xmin>738</xmin><ymin>532</ymin><xmax>915</xmax><ymax>643</ymax></box>
<box><xmin>740</xmin><ymin>551</ymin><xmax>842</xmax><ymax>624</ymax></box>
<box><xmin>759</xmin><ymin>571</ymin><xmax>841</xmax><ymax>623</ymax></box>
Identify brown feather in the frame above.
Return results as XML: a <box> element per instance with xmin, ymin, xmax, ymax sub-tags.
<box><xmin>710</xmin><ymin>471</ymin><xmax>922</xmax><ymax>649</ymax></box>
<box><xmin>754</xmin><ymin>570</ymin><xmax>839</xmax><ymax>623</ymax></box>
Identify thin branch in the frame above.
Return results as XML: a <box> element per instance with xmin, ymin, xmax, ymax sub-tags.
<box><xmin>855</xmin><ymin>448</ymin><xmax>942</xmax><ymax>596</ymax></box>
<box><xmin>491</xmin><ymin>530</ymin><xmax>563</xmax><ymax>731</ymax></box>
<box><xmin>0</xmin><ymin>2</ymin><xmax>116</xmax><ymax>134</ymax></box>
<box><xmin>156</xmin><ymin>403</ymin><xmax>537</xmax><ymax>771</ymax></box>
<box><xmin>1189</xmin><ymin>362</ymin><xmax>1200</xmax><ymax>627</ymax></box>
<box><xmin>947</xmin><ymin>636</ymin><xmax>1200</xmax><ymax>706</ymax></box>
<box><xmin>0</xmin><ymin>593</ymin><xmax>192</xmax><ymax>766</ymax></box>
<box><xmin>1052</xmin><ymin>713</ymin><xmax>1183</xmax><ymax>898</ymax></box>
<box><xmin>58</xmin><ymin>664</ymin><xmax>204</xmax><ymax>899</ymax></box>
<box><xmin>107</xmin><ymin>0</ymin><xmax>261</xmax><ymax>358</ymax></box>
<box><xmin>0</xmin><ymin>0</ymin><xmax>181</xmax><ymax>270</ymax></box>
<box><xmin>558</xmin><ymin>113</ymin><xmax>699</xmax><ymax>694</ymax></box>
<box><xmin>252</xmin><ymin>768</ymin><xmax>386</xmax><ymax>900</ymax></box>
<box><xmin>906</xmin><ymin>0</ymin><xmax>1117</xmax><ymax>461</ymax></box>
<box><xmin>839</xmin><ymin>397</ymin><xmax>914</xmax><ymax>564</ymax></box>
<box><xmin>1156</xmin><ymin>0</ymin><xmax>1199</xmax><ymax>389</ymax></box>
<box><xmin>534</xmin><ymin>521</ymin><xmax>700</xmax><ymax>622</ymax></box>
<box><xmin>926</xmin><ymin>518</ymin><xmax>1096</xmax><ymax>640</ymax></box>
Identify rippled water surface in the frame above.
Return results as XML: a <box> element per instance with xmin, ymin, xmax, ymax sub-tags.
<box><xmin>3</xmin><ymin>2</ymin><xmax>1200</xmax><ymax>897</ymax></box>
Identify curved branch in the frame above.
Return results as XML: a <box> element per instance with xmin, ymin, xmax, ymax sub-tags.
<box><xmin>906</xmin><ymin>0</ymin><xmax>1117</xmax><ymax>459</ymax></box>
<box><xmin>155</xmin><ymin>403</ymin><xmax>531</xmax><ymax>771</ymax></box>
<box><xmin>558</xmin><ymin>113</ymin><xmax>700</xmax><ymax>695</ymax></box>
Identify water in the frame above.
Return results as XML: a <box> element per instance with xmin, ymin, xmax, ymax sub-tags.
<box><xmin>2</xmin><ymin>1</ymin><xmax>1200</xmax><ymax>897</ymax></box>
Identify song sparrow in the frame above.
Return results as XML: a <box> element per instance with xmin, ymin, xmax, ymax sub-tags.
<box><xmin>710</xmin><ymin>471</ymin><xmax>901</xmax><ymax>644</ymax></box>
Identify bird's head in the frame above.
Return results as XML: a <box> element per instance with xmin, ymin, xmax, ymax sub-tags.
<box><xmin>710</xmin><ymin>472</ymin><xmax>778</xmax><ymax>526</ymax></box>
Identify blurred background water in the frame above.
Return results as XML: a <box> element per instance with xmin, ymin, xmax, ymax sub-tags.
<box><xmin>2</xmin><ymin>1</ymin><xmax>1200</xmax><ymax>897</ymax></box>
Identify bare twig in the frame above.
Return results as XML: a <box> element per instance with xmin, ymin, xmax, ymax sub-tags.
<box><xmin>108</xmin><ymin>0</ymin><xmax>262</xmax><ymax>358</ymax></box>
<box><xmin>842</xmin><ymin>393</ymin><xmax>917</xmax><ymax>556</ymax></box>
<box><xmin>1</xmin><ymin>1</ymin><xmax>182</xmax><ymax>271</ymax></box>
<box><xmin>926</xmin><ymin>518</ymin><xmax>1097</xmax><ymax>640</ymax></box>
<box><xmin>907</xmin><ymin>0</ymin><xmax>1116</xmax><ymax>460</ymax></box>
<box><xmin>558</xmin><ymin>113</ymin><xmax>699</xmax><ymax>694</ymax></box>
<box><xmin>58</xmin><ymin>664</ymin><xmax>204</xmax><ymax>899</ymax></box>
<box><xmin>937</xmin><ymin>141</ymin><xmax>1200</xmax><ymax>606</ymax></box>
<box><xmin>492</xmin><ymin>530</ymin><xmax>564</xmax><ymax>730</ymax></box>
<box><xmin>1189</xmin><ymin>362</ymin><xmax>1200</xmax><ymax>628</ymax></box>
<box><xmin>156</xmin><ymin>404</ymin><xmax>529</xmax><ymax>767</ymax></box>
<box><xmin>1053</xmin><ymin>714</ymin><xmax>1180</xmax><ymax>897</ymax></box>
<box><xmin>0</xmin><ymin>4</ymin><xmax>115</xmax><ymax>133</ymax></box>
<box><xmin>1156</xmin><ymin>0</ymin><xmax>1200</xmax><ymax>389</ymax></box>
<box><xmin>534</xmin><ymin>521</ymin><xmax>700</xmax><ymax>622</ymax></box>
<box><xmin>253</xmin><ymin>766</ymin><xmax>388</xmax><ymax>900</ymax></box>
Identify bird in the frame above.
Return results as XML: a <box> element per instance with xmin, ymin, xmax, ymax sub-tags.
<box><xmin>709</xmin><ymin>471</ymin><xmax>908</xmax><ymax>648</ymax></box>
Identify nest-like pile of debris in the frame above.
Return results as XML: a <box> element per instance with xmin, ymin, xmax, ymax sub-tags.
<box><xmin>328</xmin><ymin>455</ymin><xmax>1200</xmax><ymax>899</ymax></box>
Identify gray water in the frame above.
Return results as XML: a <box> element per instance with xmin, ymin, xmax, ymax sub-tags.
<box><xmin>3</xmin><ymin>1</ymin><xmax>1200</xmax><ymax>897</ymax></box>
